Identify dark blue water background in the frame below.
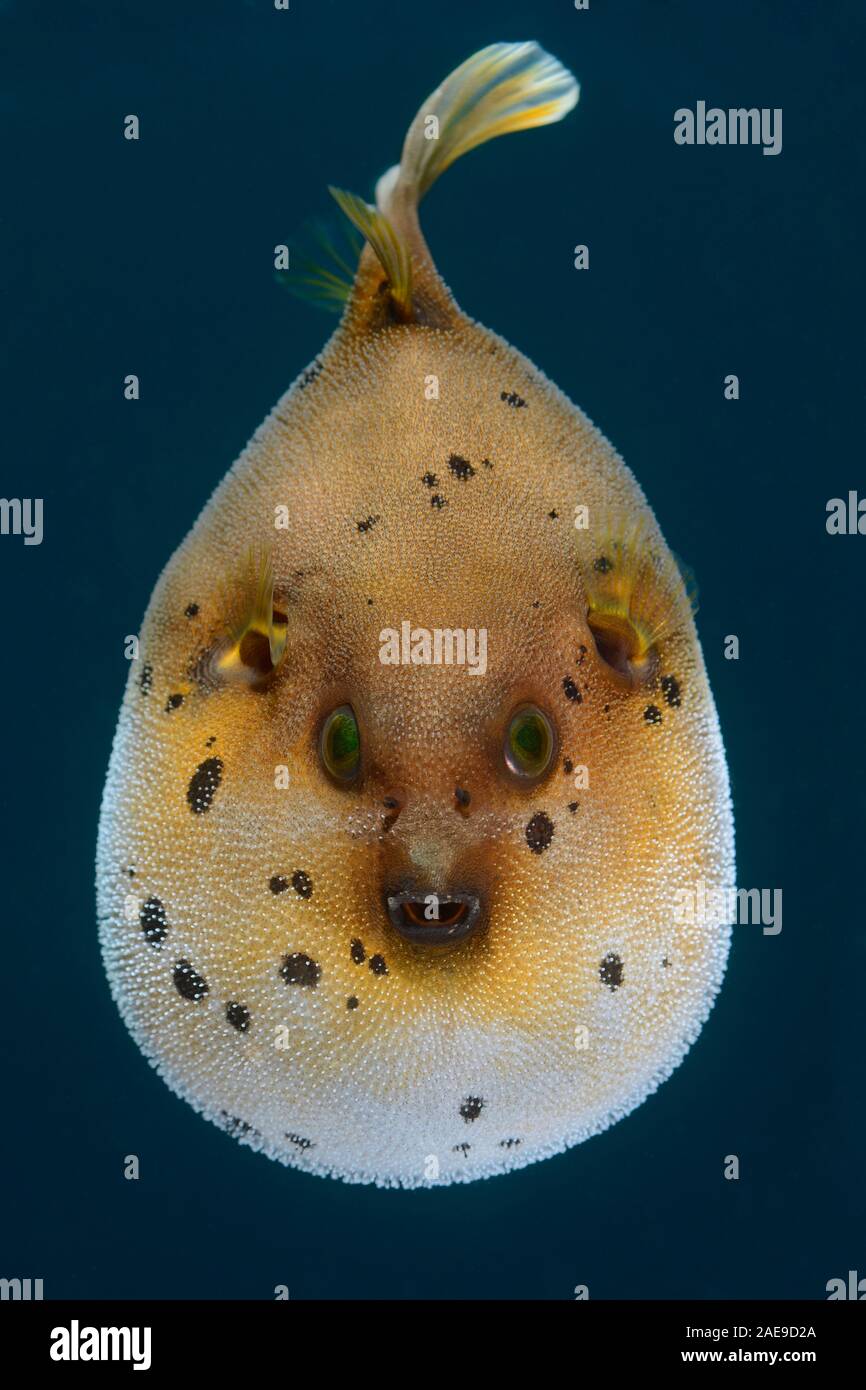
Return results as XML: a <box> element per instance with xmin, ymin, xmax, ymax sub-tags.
<box><xmin>1</xmin><ymin>0</ymin><xmax>862</xmax><ymax>1297</ymax></box>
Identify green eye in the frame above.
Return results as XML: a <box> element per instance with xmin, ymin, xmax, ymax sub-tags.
<box><xmin>504</xmin><ymin>705</ymin><xmax>555</xmax><ymax>781</ymax></box>
<box><xmin>320</xmin><ymin>705</ymin><xmax>361</xmax><ymax>783</ymax></box>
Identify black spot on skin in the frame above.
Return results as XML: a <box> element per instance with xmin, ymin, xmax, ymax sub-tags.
<box><xmin>356</xmin><ymin>514</ymin><xmax>381</xmax><ymax>534</ymax></box>
<box><xmin>226</xmin><ymin>1001</ymin><xmax>251</xmax><ymax>1033</ymax></box>
<box><xmin>602</xmin><ymin>704</ymin><xmax>610</xmax><ymax>714</ymax></box>
<box><xmin>593</xmin><ymin>555</ymin><xmax>613</xmax><ymax>574</ymax></box>
<box><xmin>139</xmin><ymin>663</ymin><xmax>153</xmax><ymax>695</ymax></box>
<box><xmin>453</xmin><ymin>1143</ymin><xmax>471</xmax><ymax>1155</ymax></box>
<box><xmin>568</xmin><ymin>801</ymin><xmax>579</xmax><ymax>813</ymax></box>
<box><xmin>140</xmin><ymin>896</ymin><xmax>168</xmax><ymax>946</ymax></box>
<box><xmin>186</xmin><ymin>757</ymin><xmax>223</xmax><ymax>814</ymax></box>
<box><xmin>421</xmin><ymin>472</ymin><xmax>438</xmax><ymax>488</ymax></box>
<box><xmin>347</xmin><ymin>996</ymin><xmax>359</xmax><ymax>1010</ymax></box>
<box><xmin>291</xmin><ymin>870</ymin><xmax>313</xmax><ymax>899</ymax></box>
<box><xmin>220</xmin><ymin>1112</ymin><xmax>259</xmax><ymax>1139</ymax></box>
<box><xmin>531</xmin><ymin>600</ymin><xmax>540</xmax><ymax>609</ymax></box>
<box><xmin>600</xmin><ymin>952</ymin><xmax>624</xmax><ymax>991</ymax></box>
<box><xmin>460</xmin><ymin>1097</ymin><xmax>484</xmax><ymax>1123</ymax></box>
<box><xmin>482</xmin><ymin>457</ymin><xmax>493</xmax><ymax>469</ymax></box>
<box><xmin>280</xmin><ymin>953</ymin><xmax>321</xmax><ymax>988</ymax></box>
<box><xmin>455</xmin><ymin>786</ymin><xmax>471</xmax><ymax>808</ymax></box>
<box><xmin>350</xmin><ymin>939</ymin><xmax>366</xmax><ymax>965</ymax></box>
<box><xmin>366</xmin><ymin>597</ymin><xmax>374</xmax><ymax>606</ymax></box>
<box><xmin>576</xmin><ymin>644</ymin><xmax>588</xmax><ymax>665</ymax></box>
<box><xmin>369</xmin><ymin>954</ymin><xmax>388</xmax><ymax>976</ymax></box>
<box><xmin>173</xmin><ymin>959</ymin><xmax>208</xmax><ymax>1001</ymax></box>
<box><xmin>661</xmin><ymin>674</ymin><xmax>682</xmax><ymax>707</ymax></box>
<box><xmin>430</xmin><ymin>494</ymin><xmax>447</xmax><ymax>510</ymax></box>
<box><xmin>644</xmin><ymin>704</ymin><xmax>663</xmax><ymax>725</ymax></box>
<box><xmin>526</xmin><ymin>811</ymin><xmax>555</xmax><ymax>854</ymax></box>
<box><xmin>285</xmin><ymin>1133</ymin><xmax>315</xmax><ymax>1150</ymax></box>
<box><xmin>548</xmin><ymin>509</ymin><xmax>559</xmax><ymax>520</ymax></box>
<box><xmin>563</xmin><ymin>675</ymin><xmax>582</xmax><ymax>703</ymax></box>
<box><xmin>662</xmin><ymin>957</ymin><xmax>671</xmax><ymax>969</ymax></box>
<box><xmin>299</xmin><ymin>360</ymin><xmax>323</xmax><ymax>389</ymax></box>
<box><xmin>563</xmin><ymin>759</ymin><xmax>573</xmax><ymax>775</ymax></box>
<box><xmin>127</xmin><ymin>867</ymin><xmax>135</xmax><ymax>878</ymax></box>
<box><xmin>184</xmin><ymin>602</ymin><xmax>199</xmax><ymax>618</ymax></box>
<box><xmin>165</xmin><ymin>692</ymin><xmax>184</xmax><ymax>712</ymax></box>
<box><xmin>448</xmin><ymin>453</ymin><xmax>475</xmax><ymax>481</ymax></box>
<box><xmin>500</xmin><ymin>390</ymin><xmax>527</xmax><ymax>408</ymax></box>
<box><xmin>499</xmin><ymin>1138</ymin><xmax>521</xmax><ymax>1149</ymax></box>
<box><xmin>269</xmin><ymin>875</ymin><xmax>289</xmax><ymax>894</ymax></box>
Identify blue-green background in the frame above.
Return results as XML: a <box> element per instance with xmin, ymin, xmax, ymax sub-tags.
<box><xmin>2</xmin><ymin>0</ymin><xmax>862</xmax><ymax>1299</ymax></box>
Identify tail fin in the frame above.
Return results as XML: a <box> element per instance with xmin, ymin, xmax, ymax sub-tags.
<box><xmin>379</xmin><ymin>41</ymin><xmax>578</xmax><ymax>217</ymax></box>
<box><xmin>335</xmin><ymin>42</ymin><xmax>578</xmax><ymax>329</ymax></box>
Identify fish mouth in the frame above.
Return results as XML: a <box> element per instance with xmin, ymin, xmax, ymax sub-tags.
<box><xmin>385</xmin><ymin>890</ymin><xmax>482</xmax><ymax>945</ymax></box>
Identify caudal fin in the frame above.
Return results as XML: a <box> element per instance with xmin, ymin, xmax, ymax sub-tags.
<box><xmin>333</xmin><ymin>42</ymin><xmax>578</xmax><ymax>327</ymax></box>
<box><xmin>380</xmin><ymin>41</ymin><xmax>578</xmax><ymax>216</ymax></box>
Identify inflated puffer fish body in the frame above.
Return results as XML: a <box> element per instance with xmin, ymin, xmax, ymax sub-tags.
<box><xmin>97</xmin><ymin>43</ymin><xmax>734</xmax><ymax>1187</ymax></box>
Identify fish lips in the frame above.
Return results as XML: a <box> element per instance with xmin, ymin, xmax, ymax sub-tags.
<box><xmin>385</xmin><ymin>889</ymin><xmax>482</xmax><ymax>946</ymax></box>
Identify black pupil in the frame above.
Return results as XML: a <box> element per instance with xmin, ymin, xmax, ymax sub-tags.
<box><xmin>515</xmin><ymin>717</ymin><xmax>544</xmax><ymax>761</ymax></box>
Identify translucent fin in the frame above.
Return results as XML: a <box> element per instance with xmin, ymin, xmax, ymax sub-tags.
<box><xmin>579</xmin><ymin>512</ymin><xmax>692</xmax><ymax>687</ymax></box>
<box><xmin>213</xmin><ymin>549</ymin><xmax>288</xmax><ymax>683</ymax></box>
<box><xmin>672</xmin><ymin>550</ymin><xmax>700</xmax><ymax>616</ymax></box>
<box><xmin>275</xmin><ymin>217</ymin><xmax>363</xmax><ymax>314</ymax></box>
<box><xmin>385</xmin><ymin>41</ymin><xmax>579</xmax><ymax>209</ymax></box>
<box><xmin>328</xmin><ymin>186</ymin><xmax>413</xmax><ymax>320</ymax></box>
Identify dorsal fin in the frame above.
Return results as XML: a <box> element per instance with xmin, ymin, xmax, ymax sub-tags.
<box><xmin>335</xmin><ymin>41</ymin><xmax>578</xmax><ymax>330</ymax></box>
<box><xmin>328</xmin><ymin>188</ymin><xmax>413</xmax><ymax>322</ymax></box>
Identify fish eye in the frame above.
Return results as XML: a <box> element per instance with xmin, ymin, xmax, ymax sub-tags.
<box><xmin>320</xmin><ymin>705</ymin><xmax>361</xmax><ymax>783</ymax></box>
<box><xmin>503</xmin><ymin>705</ymin><xmax>555</xmax><ymax>782</ymax></box>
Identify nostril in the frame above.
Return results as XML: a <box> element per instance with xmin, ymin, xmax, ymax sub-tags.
<box><xmin>386</xmin><ymin>889</ymin><xmax>482</xmax><ymax>945</ymax></box>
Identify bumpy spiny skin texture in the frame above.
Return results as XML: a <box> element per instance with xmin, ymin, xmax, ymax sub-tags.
<box><xmin>97</xmin><ymin>306</ymin><xmax>734</xmax><ymax>1187</ymax></box>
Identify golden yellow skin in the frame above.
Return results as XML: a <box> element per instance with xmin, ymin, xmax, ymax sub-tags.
<box><xmin>98</xmin><ymin>39</ymin><xmax>733</xmax><ymax>1184</ymax></box>
<box><xmin>97</xmin><ymin>286</ymin><xmax>734</xmax><ymax>1185</ymax></box>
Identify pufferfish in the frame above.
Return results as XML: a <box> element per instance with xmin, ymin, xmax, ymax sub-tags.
<box><xmin>97</xmin><ymin>42</ymin><xmax>734</xmax><ymax>1187</ymax></box>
